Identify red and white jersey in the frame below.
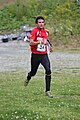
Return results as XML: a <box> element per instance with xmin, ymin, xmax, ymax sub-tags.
<box><xmin>29</xmin><ymin>27</ymin><xmax>49</xmax><ymax>54</ymax></box>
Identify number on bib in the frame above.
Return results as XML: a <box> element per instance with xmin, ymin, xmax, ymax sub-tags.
<box><xmin>37</xmin><ymin>44</ymin><xmax>45</xmax><ymax>52</ymax></box>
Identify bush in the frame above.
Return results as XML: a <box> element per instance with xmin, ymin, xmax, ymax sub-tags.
<box><xmin>0</xmin><ymin>0</ymin><xmax>80</xmax><ymax>46</ymax></box>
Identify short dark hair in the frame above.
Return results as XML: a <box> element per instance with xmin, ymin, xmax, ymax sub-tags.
<box><xmin>35</xmin><ymin>16</ymin><xmax>45</xmax><ymax>24</ymax></box>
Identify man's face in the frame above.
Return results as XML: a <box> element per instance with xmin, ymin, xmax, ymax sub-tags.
<box><xmin>37</xmin><ymin>19</ymin><xmax>45</xmax><ymax>29</ymax></box>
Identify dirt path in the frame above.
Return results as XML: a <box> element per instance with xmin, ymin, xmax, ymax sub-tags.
<box><xmin>0</xmin><ymin>0</ymin><xmax>15</xmax><ymax>8</ymax></box>
<box><xmin>0</xmin><ymin>41</ymin><xmax>80</xmax><ymax>74</ymax></box>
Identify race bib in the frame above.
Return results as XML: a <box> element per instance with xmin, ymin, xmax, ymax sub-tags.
<box><xmin>37</xmin><ymin>44</ymin><xmax>45</xmax><ymax>52</ymax></box>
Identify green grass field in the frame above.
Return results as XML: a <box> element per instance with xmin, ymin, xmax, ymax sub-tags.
<box><xmin>0</xmin><ymin>69</ymin><xmax>80</xmax><ymax>120</ymax></box>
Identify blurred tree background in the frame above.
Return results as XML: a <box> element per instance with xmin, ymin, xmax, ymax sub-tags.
<box><xmin>0</xmin><ymin>0</ymin><xmax>80</xmax><ymax>48</ymax></box>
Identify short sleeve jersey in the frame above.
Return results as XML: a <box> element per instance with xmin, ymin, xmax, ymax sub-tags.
<box><xmin>29</xmin><ymin>27</ymin><xmax>49</xmax><ymax>54</ymax></box>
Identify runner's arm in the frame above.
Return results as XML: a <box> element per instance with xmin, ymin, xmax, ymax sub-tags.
<box><xmin>30</xmin><ymin>39</ymin><xmax>40</xmax><ymax>46</ymax></box>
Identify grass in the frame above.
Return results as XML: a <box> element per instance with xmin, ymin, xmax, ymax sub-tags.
<box><xmin>0</xmin><ymin>69</ymin><xmax>80</xmax><ymax>120</ymax></box>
